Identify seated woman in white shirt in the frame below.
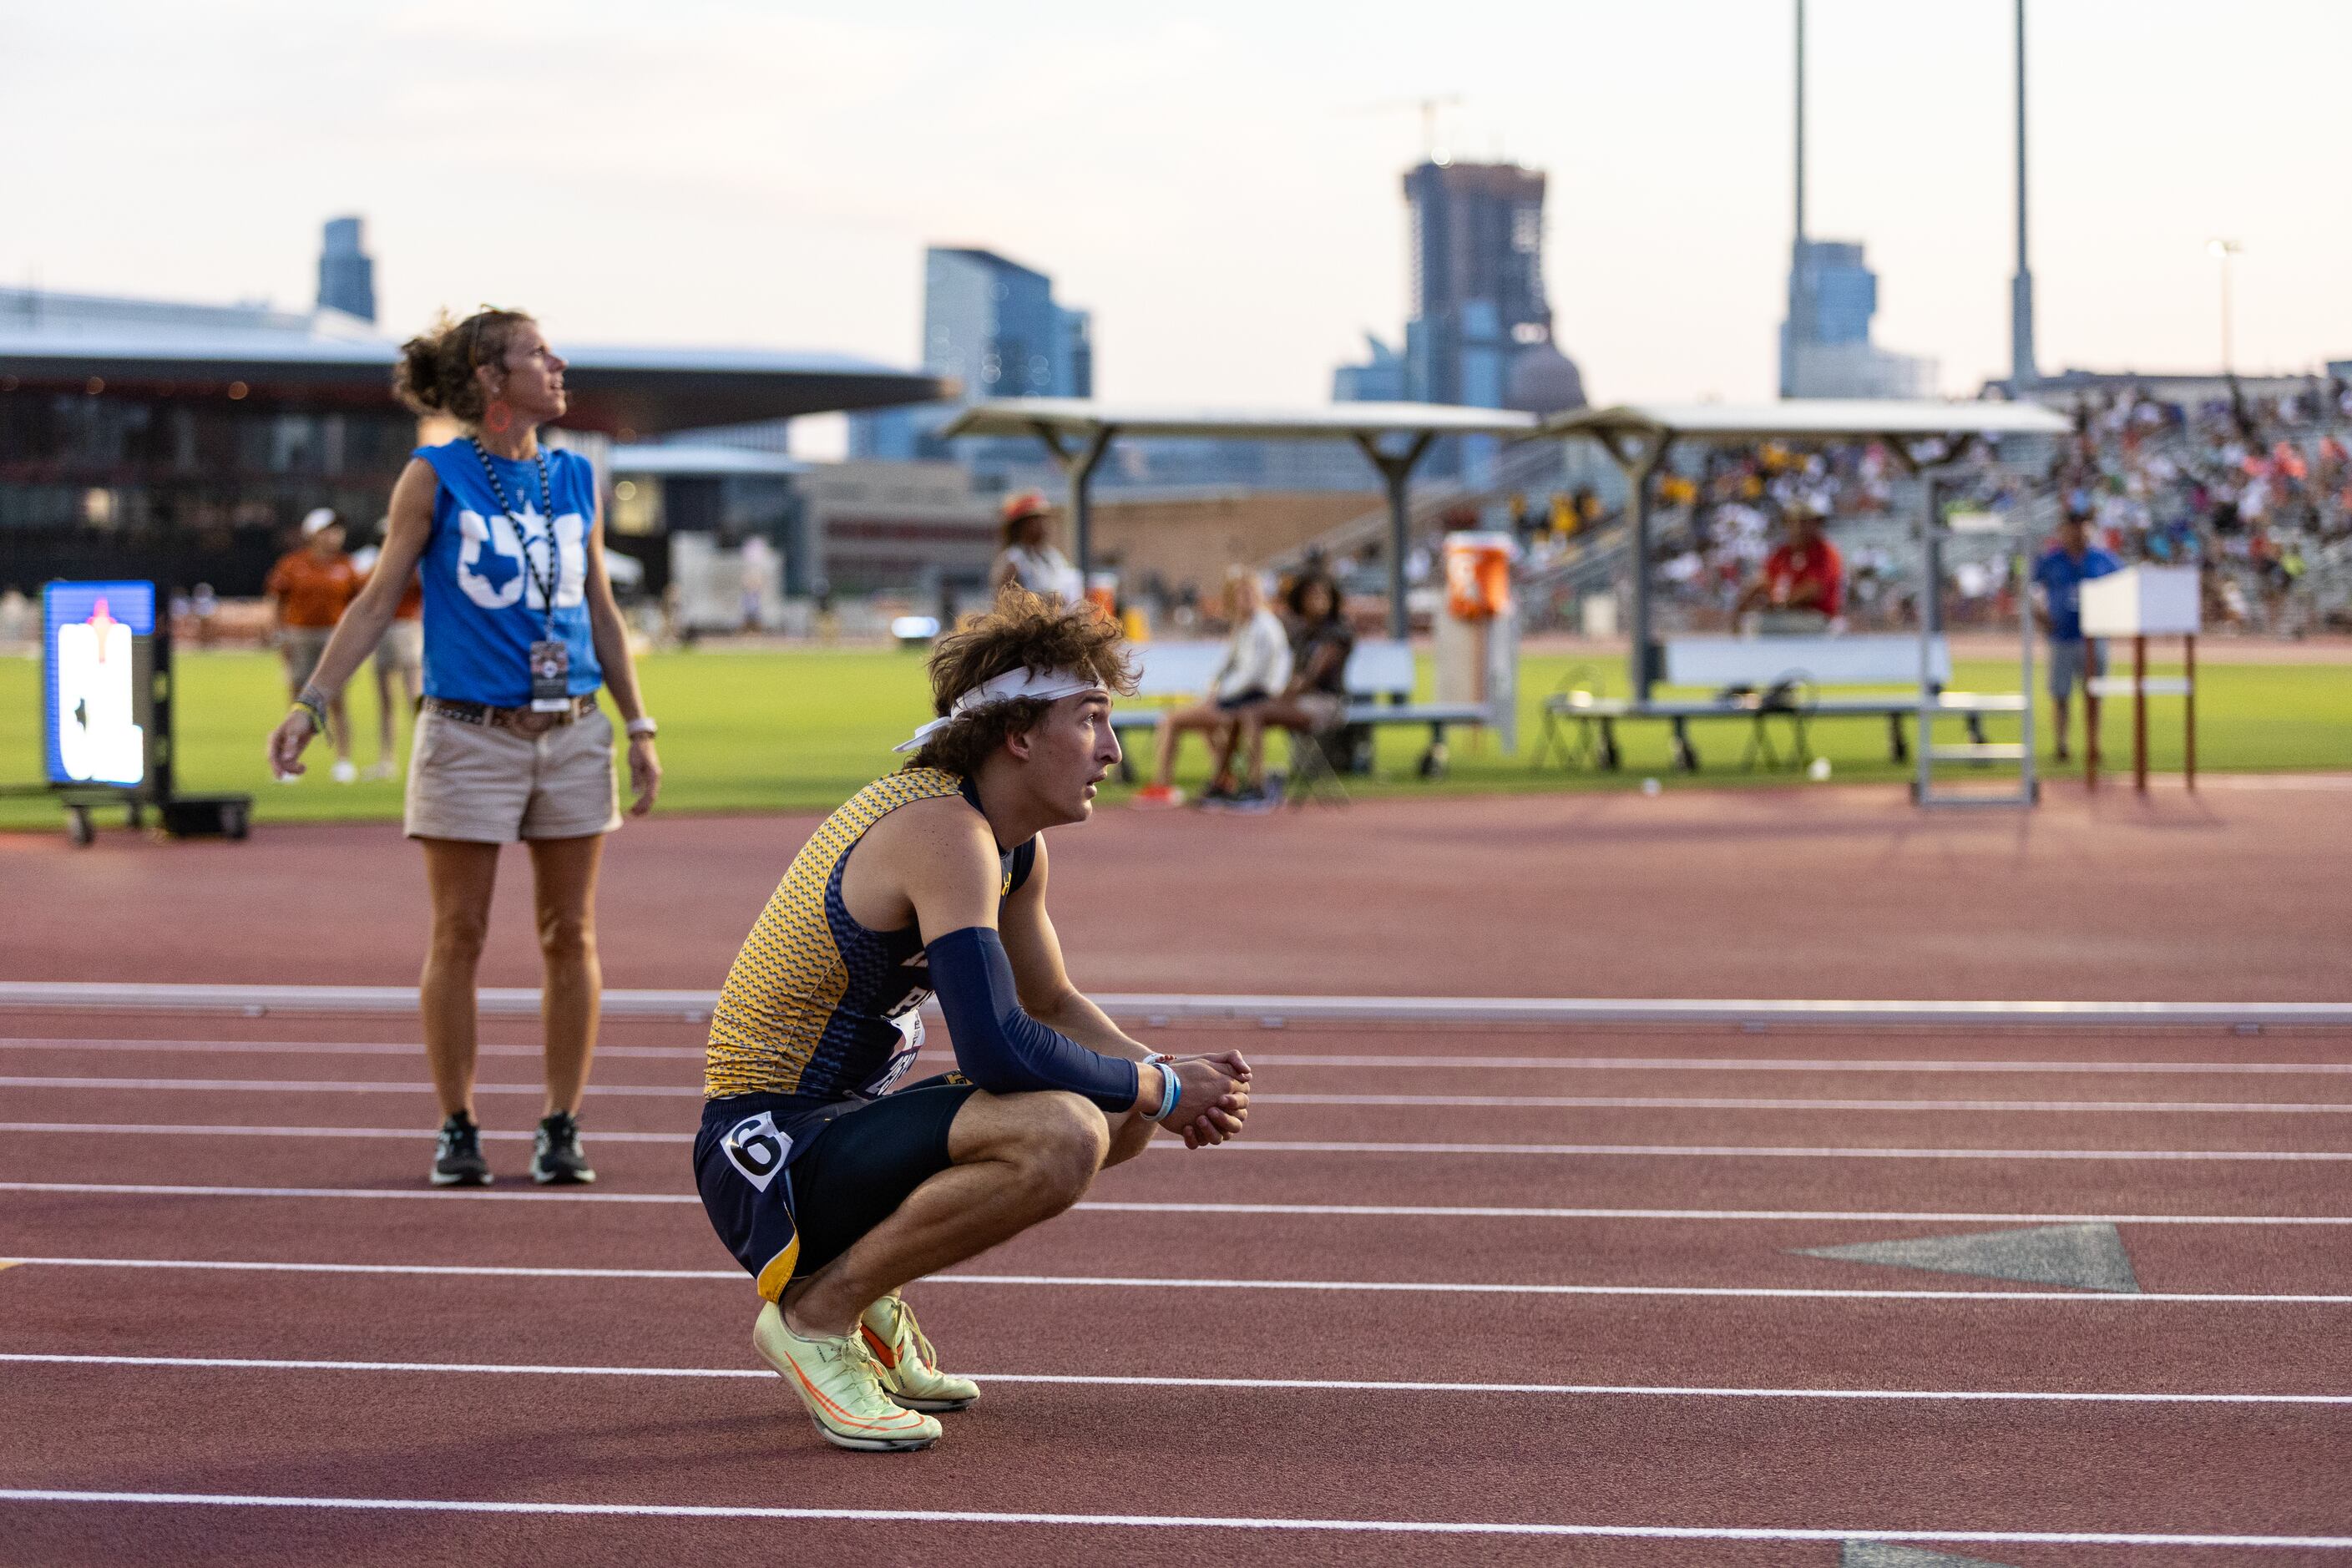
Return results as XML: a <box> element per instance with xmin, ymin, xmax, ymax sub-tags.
<box><xmin>1132</xmin><ymin>571</ymin><xmax>1290</xmax><ymax>810</ymax></box>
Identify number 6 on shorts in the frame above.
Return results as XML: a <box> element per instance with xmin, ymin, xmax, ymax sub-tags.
<box><xmin>723</xmin><ymin>1111</ymin><xmax>790</xmax><ymax>1191</ymax></box>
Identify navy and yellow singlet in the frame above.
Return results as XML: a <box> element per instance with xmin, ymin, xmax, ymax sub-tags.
<box><xmin>704</xmin><ymin>766</ymin><xmax>1034</xmax><ymax>1105</ymax></box>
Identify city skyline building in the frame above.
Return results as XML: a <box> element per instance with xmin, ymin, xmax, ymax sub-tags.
<box><xmin>1331</xmin><ymin>331</ymin><xmax>1408</xmax><ymax>403</ymax></box>
<box><xmin>1333</xmin><ymin>157</ymin><xmax>1581</xmax><ymax>480</ymax></box>
<box><xmin>1780</xmin><ymin>237</ymin><xmax>1937</xmax><ymax>398</ymax></box>
<box><xmin>1402</xmin><ymin>159</ymin><xmax>1551</xmax><ymax>411</ymax></box>
<box><xmin>849</xmin><ymin>245</ymin><xmax>1092</xmax><ymax>463</ymax></box>
<box><xmin>316</xmin><ymin>216</ymin><xmax>376</xmax><ymax>323</ymax></box>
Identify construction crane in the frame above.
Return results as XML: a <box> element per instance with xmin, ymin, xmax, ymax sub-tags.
<box><xmin>1341</xmin><ymin>93</ymin><xmax>1465</xmax><ymax>161</ymax></box>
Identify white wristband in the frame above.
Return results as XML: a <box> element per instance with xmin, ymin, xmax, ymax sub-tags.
<box><xmin>625</xmin><ymin>716</ymin><xmax>658</xmax><ymax>739</ymax></box>
<box><xmin>1148</xmin><ymin>1057</ymin><xmax>1181</xmax><ymax>1120</ymax></box>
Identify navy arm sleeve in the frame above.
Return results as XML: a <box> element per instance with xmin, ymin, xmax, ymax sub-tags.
<box><xmin>926</xmin><ymin>925</ymin><xmax>1141</xmax><ymax>1114</ymax></box>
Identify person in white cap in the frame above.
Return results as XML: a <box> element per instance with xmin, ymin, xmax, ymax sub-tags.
<box><xmin>265</xmin><ymin>507</ymin><xmax>362</xmax><ymax>782</ymax></box>
<box><xmin>694</xmin><ymin>586</ymin><xmax>1251</xmax><ymax>1452</ymax></box>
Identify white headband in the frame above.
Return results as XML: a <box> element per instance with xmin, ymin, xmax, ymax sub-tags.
<box><xmin>893</xmin><ymin>665</ymin><xmax>1108</xmax><ymax>754</ymax></box>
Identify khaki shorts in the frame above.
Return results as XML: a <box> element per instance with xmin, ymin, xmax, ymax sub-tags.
<box><xmin>375</xmin><ymin>617</ymin><xmax>423</xmax><ymax>675</ymax></box>
<box><xmin>404</xmin><ymin>705</ymin><xmax>622</xmax><ymax>843</ymax></box>
<box><xmin>281</xmin><ymin>626</ymin><xmax>334</xmax><ymax>691</ymax></box>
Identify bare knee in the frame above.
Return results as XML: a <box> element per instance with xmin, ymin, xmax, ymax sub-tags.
<box><xmin>1006</xmin><ymin>1090</ymin><xmax>1110</xmax><ymax>1203</ymax></box>
<box><xmin>538</xmin><ymin>908</ymin><xmax>594</xmax><ymax>964</ymax></box>
<box><xmin>428</xmin><ymin>908</ymin><xmax>490</xmax><ymax>967</ymax></box>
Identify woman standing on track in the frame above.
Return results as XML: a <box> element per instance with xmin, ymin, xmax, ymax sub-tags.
<box><xmin>265</xmin><ymin>308</ymin><xmax>663</xmax><ymax>1189</ymax></box>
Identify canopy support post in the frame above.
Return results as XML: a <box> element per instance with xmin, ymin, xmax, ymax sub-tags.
<box><xmin>1029</xmin><ymin>422</ymin><xmax>1115</xmax><ymax>584</ymax></box>
<box><xmin>1595</xmin><ymin>430</ymin><xmax>1667</xmax><ymax>704</ymax></box>
<box><xmin>1353</xmin><ymin>431</ymin><xmax>1437</xmax><ymax>640</ymax></box>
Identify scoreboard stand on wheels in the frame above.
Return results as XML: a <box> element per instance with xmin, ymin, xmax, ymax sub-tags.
<box><xmin>37</xmin><ymin>579</ymin><xmax>252</xmax><ymax>847</ymax></box>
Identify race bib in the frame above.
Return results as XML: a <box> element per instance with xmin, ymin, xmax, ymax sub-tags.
<box><xmin>860</xmin><ymin>1039</ymin><xmax>922</xmax><ymax>1099</ymax></box>
<box><xmin>721</xmin><ymin>1111</ymin><xmax>790</xmax><ymax>1191</ymax></box>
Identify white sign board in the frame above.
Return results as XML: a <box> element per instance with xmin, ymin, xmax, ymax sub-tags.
<box><xmin>44</xmin><ymin>581</ymin><xmax>154</xmax><ymax>788</ymax></box>
<box><xmin>670</xmin><ymin>534</ymin><xmax>787</xmax><ymax>633</ymax></box>
<box><xmin>1665</xmin><ymin>635</ymin><xmax>1950</xmax><ymax>687</ymax></box>
<box><xmin>2080</xmin><ymin>565</ymin><xmax>2200</xmax><ymax>637</ymax></box>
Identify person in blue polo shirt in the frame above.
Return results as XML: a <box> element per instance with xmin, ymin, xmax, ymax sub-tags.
<box><xmin>2033</xmin><ymin>512</ymin><xmax>2122</xmax><ymax>763</ymax></box>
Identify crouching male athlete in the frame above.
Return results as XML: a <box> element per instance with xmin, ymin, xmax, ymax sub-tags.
<box><xmin>695</xmin><ymin>589</ymin><xmax>1252</xmax><ymax>1451</ymax></box>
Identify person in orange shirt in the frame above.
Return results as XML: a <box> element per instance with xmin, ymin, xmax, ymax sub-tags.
<box><xmin>266</xmin><ymin>508</ymin><xmax>362</xmax><ymax>781</ymax></box>
<box><xmin>364</xmin><ymin>547</ymin><xmax>425</xmax><ymax>781</ymax></box>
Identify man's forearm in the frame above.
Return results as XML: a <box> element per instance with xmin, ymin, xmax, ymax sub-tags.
<box><xmin>1030</xmin><ymin>989</ymin><xmax>1151</xmax><ymax>1060</ymax></box>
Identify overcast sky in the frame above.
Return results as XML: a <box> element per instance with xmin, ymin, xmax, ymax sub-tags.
<box><xmin>7</xmin><ymin>0</ymin><xmax>2348</xmax><ymax>455</ymax></box>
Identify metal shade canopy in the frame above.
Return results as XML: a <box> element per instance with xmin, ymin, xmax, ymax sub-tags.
<box><xmin>938</xmin><ymin>397</ymin><xmax>1539</xmax><ymax>635</ymax></box>
<box><xmin>1542</xmin><ymin>399</ymin><xmax>2071</xmax><ymax>445</ymax></box>
<box><xmin>0</xmin><ymin>331</ymin><xmax>948</xmax><ymax>434</ymax></box>
<box><xmin>1539</xmin><ymin>400</ymin><xmax>2071</xmax><ymax>705</ymax></box>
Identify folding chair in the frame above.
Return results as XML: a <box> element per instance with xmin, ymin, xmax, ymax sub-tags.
<box><xmin>1732</xmin><ymin>672</ymin><xmax>1816</xmax><ymax>771</ymax></box>
<box><xmin>1282</xmin><ymin>719</ymin><xmax>1353</xmax><ymax>807</ymax></box>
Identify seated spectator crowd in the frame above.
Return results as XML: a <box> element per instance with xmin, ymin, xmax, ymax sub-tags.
<box><xmin>1636</xmin><ymin>378</ymin><xmax>2352</xmax><ymax>637</ymax></box>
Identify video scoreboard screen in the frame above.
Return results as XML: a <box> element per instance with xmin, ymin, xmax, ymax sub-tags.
<box><xmin>43</xmin><ymin>580</ymin><xmax>157</xmax><ymax>790</ymax></box>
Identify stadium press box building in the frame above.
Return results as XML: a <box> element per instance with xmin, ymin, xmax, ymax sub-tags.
<box><xmin>0</xmin><ymin>230</ymin><xmax>944</xmax><ymax>604</ymax></box>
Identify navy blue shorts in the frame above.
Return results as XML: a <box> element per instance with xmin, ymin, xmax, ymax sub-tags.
<box><xmin>1214</xmin><ymin>686</ymin><xmax>1271</xmax><ymax>714</ymax></box>
<box><xmin>695</xmin><ymin>1075</ymin><xmax>977</xmax><ymax>1301</ymax></box>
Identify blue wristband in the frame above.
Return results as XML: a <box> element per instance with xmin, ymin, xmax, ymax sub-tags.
<box><xmin>1149</xmin><ymin>1055</ymin><xmax>1181</xmax><ymax>1120</ymax></box>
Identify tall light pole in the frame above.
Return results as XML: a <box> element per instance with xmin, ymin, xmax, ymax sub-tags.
<box><xmin>2010</xmin><ymin>0</ymin><xmax>2038</xmax><ymax>393</ymax></box>
<box><xmin>2208</xmin><ymin>239</ymin><xmax>2242</xmax><ymax>376</ymax></box>
<box><xmin>1782</xmin><ymin>0</ymin><xmax>1808</xmax><ymax>398</ymax></box>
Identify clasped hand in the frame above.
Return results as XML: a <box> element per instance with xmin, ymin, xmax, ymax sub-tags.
<box><xmin>1159</xmin><ymin>1050</ymin><xmax>1252</xmax><ymax>1151</ymax></box>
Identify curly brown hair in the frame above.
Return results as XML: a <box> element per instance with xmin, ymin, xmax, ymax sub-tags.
<box><xmin>906</xmin><ymin>588</ymin><xmax>1136</xmax><ymax>776</ymax></box>
<box><xmin>392</xmin><ymin>308</ymin><xmax>536</xmax><ymax>424</ymax></box>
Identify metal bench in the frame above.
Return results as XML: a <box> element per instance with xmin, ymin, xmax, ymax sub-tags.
<box><xmin>1533</xmin><ymin>635</ymin><xmax>2021</xmax><ymax>773</ymax></box>
<box><xmin>1113</xmin><ymin>638</ymin><xmax>1489</xmax><ymax>781</ymax></box>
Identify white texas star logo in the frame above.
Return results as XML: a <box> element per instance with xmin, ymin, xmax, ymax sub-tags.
<box><xmin>456</xmin><ymin>501</ymin><xmax>589</xmax><ymax>613</ymax></box>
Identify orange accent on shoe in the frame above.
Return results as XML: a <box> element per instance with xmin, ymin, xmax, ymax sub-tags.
<box><xmin>781</xmin><ymin>1355</ymin><xmax>922</xmax><ymax>1432</ymax></box>
<box><xmin>859</xmin><ymin>1323</ymin><xmax>900</xmax><ymax>1370</ymax></box>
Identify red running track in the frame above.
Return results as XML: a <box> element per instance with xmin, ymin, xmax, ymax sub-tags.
<box><xmin>4</xmin><ymin>1014</ymin><xmax>2351</xmax><ymax>1565</ymax></box>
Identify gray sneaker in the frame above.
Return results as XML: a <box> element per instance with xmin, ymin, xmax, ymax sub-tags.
<box><xmin>532</xmin><ymin>1110</ymin><xmax>595</xmax><ymax>1186</ymax></box>
<box><xmin>431</xmin><ymin>1111</ymin><xmax>492</xmax><ymax>1188</ymax></box>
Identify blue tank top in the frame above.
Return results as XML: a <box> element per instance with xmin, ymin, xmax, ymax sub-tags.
<box><xmin>412</xmin><ymin>439</ymin><xmax>604</xmax><ymax>706</ymax></box>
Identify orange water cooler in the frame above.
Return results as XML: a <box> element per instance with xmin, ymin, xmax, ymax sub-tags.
<box><xmin>1434</xmin><ymin>531</ymin><xmax>1520</xmax><ymax>755</ymax></box>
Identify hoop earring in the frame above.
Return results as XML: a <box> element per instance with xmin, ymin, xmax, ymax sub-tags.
<box><xmin>483</xmin><ymin>401</ymin><xmax>513</xmax><ymax>435</ymax></box>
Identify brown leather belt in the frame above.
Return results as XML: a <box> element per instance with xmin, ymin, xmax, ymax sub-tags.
<box><xmin>423</xmin><ymin>694</ymin><xmax>599</xmax><ymax>735</ymax></box>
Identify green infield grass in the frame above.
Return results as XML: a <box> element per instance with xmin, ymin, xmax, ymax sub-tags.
<box><xmin>2</xmin><ymin>644</ymin><xmax>2345</xmax><ymax>832</ymax></box>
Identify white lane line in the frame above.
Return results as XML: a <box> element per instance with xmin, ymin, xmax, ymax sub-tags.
<box><xmin>0</xmin><ymin>1039</ymin><xmax>704</xmax><ymax>1060</ymax></box>
<box><xmin>6</xmin><ymin>1352</ymin><xmax>2346</xmax><ymax>1406</ymax></box>
<box><xmin>9</xmin><ymin>1182</ymin><xmax>2351</xmax><ymax>1228</ymax></box>
<box><xmin>0</xmin><ymin>1122</ymin><xmax>693</xmax><ymax>1144</ymax></box>
<box><xmin>5</xmin><ymin>1256</ymin><xmax>2347</xmax><ymax>1303</ymax></box>
<box><xmin>0</xmin><ymin>1121</ymin><xmax>2341</xmax><ymax>1161</ymax></box>
<box><xmin>0</xmin><ymin>1490</ymin><xmax>2343</xmax><ymax>1548</ymax></box>
<box><xmin>1227</xmin><ymin>1055</ymin><xmax>2352</xmax><ymax>1077</ymax></box>
<box><xmin>0</xmin><ymin>1076</ymin><xmax>706</xmax><ymax>1097</ymax></box>
<box><xmin>13</xmin><ymin>1075</ymin><xmax>2351</xmax><ymax>1115</ymax></box>
<box><xmin>1261</xmin><ymin>1094</ymin><xmax>2352</xmax><ymax>1114</ymax></box>
<box><xmin>1198</xmin><ymin>1141</ymin><xmax>2352</xmax><ymax>1161</ymax></box>
<box><xmin>12</xmin><ymin>1039</ymin><xmax>2351</xmax><ymax>1077</ymax></box>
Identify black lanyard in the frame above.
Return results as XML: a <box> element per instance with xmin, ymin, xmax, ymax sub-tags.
<box><xmin>470</xmin><ymin>439</ymin><xmax>560</xmax><ymax>635</ymax></box>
